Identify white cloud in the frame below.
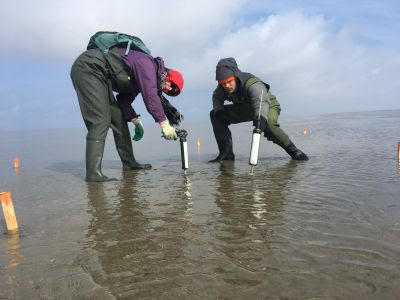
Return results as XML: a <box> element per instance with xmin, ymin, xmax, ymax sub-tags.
<box><xmin>181</xmin><ymin>11</ymin><xmax>400</xmax><ymax>113</ymax></box>
<box><xmin>0</xmin><ymin>1</ymin><xmax>399</xmax><ymax>130</ymax></box>
<box><xmin>0</xmin><ymin>0</ymin><xmax>245</xmax><ymax>61</ymax></box>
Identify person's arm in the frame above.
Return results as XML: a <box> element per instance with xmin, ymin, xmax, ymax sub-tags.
<box><xmin>212</xmin><ymin>86</ymin><xmax>225</xmax><ymax>112</ymax></box>
<box><xmin>132</xmin><ymin>55</ymin><xmax>179</xmax><ymax>140</ymax></box>
<box><xmin>212</xmin><ymin>86</ymin><xmax>231</xmax><ymax>124</ymax></box>
<box><xmin>132</xmin><ymin>56</ymin><xmax>167</xmax><ymax>123</ymax></box>
<box><xmin>116</xmin><ymin>93</ymin><xmax>139</xmax><ymax>121</ymax></box>
<box><xmin>247</xmin><ymin>82</ymin><xmax>270</xmax><ymax>129</ymax></box>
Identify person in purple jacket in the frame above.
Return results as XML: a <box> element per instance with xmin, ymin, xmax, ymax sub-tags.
<box><xmin>71</xmin><ymin>47</ymin><xmax>184</xmax><ymax>182</ymax></box>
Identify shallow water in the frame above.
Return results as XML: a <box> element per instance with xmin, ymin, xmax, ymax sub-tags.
<box><xmin>0</xmin><ymin>110</ymin><xmax>400</xmax><ymax>299</ymax></box>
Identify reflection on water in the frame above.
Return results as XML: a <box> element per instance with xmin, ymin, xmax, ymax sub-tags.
<box><xmin>215</xmin><ymin>161</ymin><xmax>298</xmax><ymax>230</ymax></box>
<box><xmin>212</xmin><ymin>161</ymin><xmax>301</xmax><ymax>293</ymax></box>
<box><xmin>6</xmin><ymin>233</ymin><xmax>22</xmax><ymax>269</ymax></box>
<box><xmin>82</xmin><ymin>170</ymin><xmax>197</xmax><ymax>298</ymax></box>
<box><xmin>174</xmin><ymin>175</ymin><xmax>193</xmax><ymax>219</ymax></box>
<box><xmin>1</xmin><ymin>110</ymin><xmax>400</xmax><ymax>298</ymax></box>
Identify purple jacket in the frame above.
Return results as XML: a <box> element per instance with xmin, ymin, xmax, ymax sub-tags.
<box><xmin>116</xmin><ymin>48</ymin><xmax>167</xmax><ymax>123</ymax></box>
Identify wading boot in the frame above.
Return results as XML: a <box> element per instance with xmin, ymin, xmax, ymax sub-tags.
<box><xmin>86</xmin><ymin>139</ymin><xmax>117</xmax><ymax>182</ymax></box>
<box><xmin>122</xmin><ymin>161</ymin><xmax>152</xmax><ymax>171</ymax></box>
<box><xmin>208</xmin><ymin>137</ymin><xmax>235</xmax><ymax>163</ymax></box>
<box><xmin>284</xmin><ymin>140</ymin><xmax>309</xmax><ymax>161</ymax></box>
<box><xmin>114</xmin><ymin>133</ymin><xmax>152</xmax><ymax>171</ymax></box>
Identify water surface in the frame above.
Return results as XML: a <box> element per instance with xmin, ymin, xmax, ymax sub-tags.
<box><xmin>0</xmin><ymin>110</ymin><xmax>399</xmax><ymax>299</ymax></box>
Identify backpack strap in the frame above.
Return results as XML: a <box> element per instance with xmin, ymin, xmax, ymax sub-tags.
<box><xmin>244</xmin><ymin>76</ymin><xmax>261</xmax><ymax>90</ymax></box>
<box><xmin>103</xmin><ymin>56</ymin><xmax>117</xmax><ymax>103</ymax></box>
<box><xmin>244</xmin><ymin>76</ymin><xmax>270</xmax><ymax>99</ymax></box>
<box><xmin>125</xmin><ymin>39</ymin><xmax>133</xmax><ymax>55</ymax></box>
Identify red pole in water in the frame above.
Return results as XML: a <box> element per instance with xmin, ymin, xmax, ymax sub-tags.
<box><xmin>13</xmin><ymin>157</ymin><xmax>19</xmax><ymax>169</ymax></box>
<box><xmin>0</xmin><ymin>192</ymin><xmax>19</xmax><ymax>233</ymax></box>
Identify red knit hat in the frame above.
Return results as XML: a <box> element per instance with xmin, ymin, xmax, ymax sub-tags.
<box><xmin>165</xmin><ymin>69</ymin><xmax>184</xmax><ymax>96</ymax></box>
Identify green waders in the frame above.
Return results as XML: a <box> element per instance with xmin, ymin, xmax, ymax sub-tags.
<box><xmin>71</xmin><ymin>49</ymin><xmax>150</xmax><ymax>182</ymax></box>
<box><xmin>210</xmin><ymin>91</ymin><xmax>308</xmax><ymax>161</ymax></box>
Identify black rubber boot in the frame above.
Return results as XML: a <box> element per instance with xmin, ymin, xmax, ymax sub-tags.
<box><xmin>208</xmin><ymin>137</ymin><xmax>235</xmax><ymax>163</ymax></box>
<box><xmin>86</xmin><ymin>139</ymin><xmax>117</xmax><ymax>182</ymax></box>
<box><xmin>114</xmin><ymin>133</ymin><xmax>152</xmax><ymax>171</ymax></box>
<box><xmin>122</xmin><ymin>161</ymin><xmax>152</xmax><ymax>171</ymax></box>
<box><xmin>284</xmin><ymin>140</ymin><xmax>309</xmax><ymax>161</ymax></box>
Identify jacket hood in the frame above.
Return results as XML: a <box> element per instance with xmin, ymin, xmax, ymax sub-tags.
<box><xmin>215</xmin><ymin>57</ymin><xmax>241</xmax><ymax>81</ymax></box>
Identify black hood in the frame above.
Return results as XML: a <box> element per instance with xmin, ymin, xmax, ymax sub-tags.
<box><xmin>215</xmin><ymin>57</ymin><xmax>241</xmax><ymax>81</ymax></box>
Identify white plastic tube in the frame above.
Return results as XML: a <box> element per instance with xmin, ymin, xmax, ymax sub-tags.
<box><xmin>180</xmin><ymin>140</ymin><xmax>189</xmax><ymax>170</ymax></box>
<box><xmin>249</xmin><ymin>129</ymin><xmax>262</xmax><ymax>166</ymax></box>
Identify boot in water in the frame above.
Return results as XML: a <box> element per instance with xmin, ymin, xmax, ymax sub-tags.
<box><xmin>208</xmin><ymin>137</ymin><xmax>235</xmax><ymax>163</ymax></box>
<box><xmin>123</xmin><ymin>162</ymin><xmax>152</xmax><ymax>170</ymax></box>
<box><xmin>284</xmin><ymin>140</ymin><xmax>309</xmax><ymax>161</ymax></box>
<box><xmin>86</xmin><ymin>139</ymin><xmax>117</xmax><ymax>182</ymax></box>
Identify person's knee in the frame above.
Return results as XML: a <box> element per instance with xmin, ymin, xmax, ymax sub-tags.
<box><xmin>263</xmin><ymin>126</ymin><xmax>274</xmax><ymax>139</ymax></box>
<box><xmin>267</xmin><ymin>125</ymin><xmax>282</xmax><ymax>139</ymax></box>
<box><xmin>264</xmin><ymin>129</ymin><xmax>289</xmax><ymax>148</ymax></box>
<box><xmin>87</xmin><ymin>117</ymin><xmax>111</xmax><ymax>140</ymax></box>
<box><xmin>267</xmin><ymin>112</ymin><xmax>279</xmax><ymax>126</ymax></box>
<box><xmin>88</xmin><ymin>127</ymin><xmax>109</xmax><ymax>140</ymax></box>
<box><xmin>210</xmin><ymin>109</ymin><xmax>216</xmax><ymax>121</ymax></box>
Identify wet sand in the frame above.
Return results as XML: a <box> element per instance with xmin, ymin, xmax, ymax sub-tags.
<box><xmin>1</xmin><ymin>110</ymin><xmax>400</xmax><ymax>299</ymax></box>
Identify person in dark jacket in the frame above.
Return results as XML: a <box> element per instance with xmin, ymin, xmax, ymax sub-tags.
<box><xmin>71</xmin><ymin>47</ymin><xmax>184</xmax><ymax>182</ymax></box>
<box><xmin>209</xmin><ymin>57</ymin><xmax>308</xmax><ymax>162</ymax></box>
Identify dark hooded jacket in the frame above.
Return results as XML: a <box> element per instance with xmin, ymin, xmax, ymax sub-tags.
<box><xmin>212</xmin><ymin>58</ymin><xmax>272</xmax><ymax>120</ymax></box>
<box><xmin>215</xmin><ymin>57</ymin><xmax>242</xmax><ymax>81</ymax></box>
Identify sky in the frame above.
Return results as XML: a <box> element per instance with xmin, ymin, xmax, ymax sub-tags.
<box><xmin>0</xmin><ymin>0</ymin><xmax>399</xmax><ymax>131</ymax></box>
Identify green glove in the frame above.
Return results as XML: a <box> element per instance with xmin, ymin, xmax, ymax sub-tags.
<box><xmin>160</xmin><ymin>121</ymin><xmax>177</xmax><ymax>140</ymax></box>
<box><xmin>132</xmin><ymin>118</ymin><xmax>144</xmax><ymax>141</ymax></box>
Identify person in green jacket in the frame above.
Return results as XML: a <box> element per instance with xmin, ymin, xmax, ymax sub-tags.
<box><xmin>209</xmin><ymin>57</ymin><xmax>308</xmax><ymax>162</ymax></box>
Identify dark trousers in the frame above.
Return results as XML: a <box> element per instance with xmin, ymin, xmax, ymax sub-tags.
<box><xmin>70</xmin><ymin>50</ymin><xmax>134</xmax><ymax>165</ymax></box>
<box><xmin>210</xmin><ymin>92</ymin><xmax>290</xmax><ymax>148</ymax></box>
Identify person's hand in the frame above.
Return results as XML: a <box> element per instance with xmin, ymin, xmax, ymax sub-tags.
<box><xmin>253</xmin><ymin>117</ymin><xmax>268</xmax><ymax>131</ymax></box>
<box><xmin>160</xmin><ymin>120</ymin><xmax>177</xmax><ymax>140</ymax></box>
<box><xmin>132</xmin><ymin>118</ymin><xmax>144</xmax><ymax>141</ymax></box>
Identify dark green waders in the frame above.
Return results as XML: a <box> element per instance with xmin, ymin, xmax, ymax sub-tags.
<box><xmin>71</xmin><ymin>50</ymin><xmax>151</xmax><ymax>182</ymax></box>
<box><xmin>264</xmin><ymin>93</ymin><xmax>308</xmax><ymax>160</ymax></box>
<box><xmin>209</xmin><ymin>92</ymin><xmax>308</xmax><ymax>162</ymax></box>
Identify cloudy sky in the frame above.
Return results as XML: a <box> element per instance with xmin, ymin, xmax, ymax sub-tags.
<box><xmin>0</xmin><ymin>0</ymin><xmax>399</xmax><ymax>131</ymax></box>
